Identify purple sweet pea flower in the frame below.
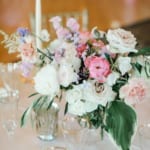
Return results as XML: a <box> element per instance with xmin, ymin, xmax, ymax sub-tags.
<box><xmin>17</xmin><ymin>27</ymin><xmax>29</xmax><ymax>37</ymax></box>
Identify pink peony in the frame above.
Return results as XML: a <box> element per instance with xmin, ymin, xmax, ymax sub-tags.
<box><xmin>120</xmin><ymin>78</ymin><xmax>150</xmax><ymax>105</ymax></box>
<box><xmin>85</xmin><ymin>56</ymin><xmax>111</xmax><ymax>82</ymax></box>
<box><xmin>66</xmin><ymin>18</ymin><xmax>80</xmax><ymax>32</ymax></box>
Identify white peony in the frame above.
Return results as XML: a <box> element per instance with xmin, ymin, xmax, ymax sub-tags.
<box><xmin>106</xmin><ymin>72</ymin><xmax>120</xmax><ymax>86</ymax></box>
<box><xmin>65</xmin><ymin>84</ymin><xmax>83</xmax><ymax>104</ymax></box>
<box><xmin>83</xmin><ymin>81</ymin><xmax>116</xmax><ymax>106</ymax></box>
<box><xmin>34</xmin><ymin>65</ymin><xmax>60</xmax><ymax>99</ymax></box>
<box><xmin>106</xmin><ymin>28</ymin><xmax>137</xmax><ymax>53</ymax></box>
<box><xmin>58</xmin><ymin>62</ymin><xmax>78</xmax><ymax>87</ymax></box>
<box><xmin>117</xmin><ymin>56</ymin><xmax>132</xmax><ymax>75</ymax></box>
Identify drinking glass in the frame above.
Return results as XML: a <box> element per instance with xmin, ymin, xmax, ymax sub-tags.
<box><xmin>0</xmin><ymin>62</ymin><xmax>20</xmax><ymax>135</ymax></box>
<box><xmin>0</xmin><ymin>89</ymin><xmax>19</xmax><ymax>135</ymax></box>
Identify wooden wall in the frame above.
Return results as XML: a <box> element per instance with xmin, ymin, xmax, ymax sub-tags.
<box><xmin>0</xmin><ymin>0</ymin><xmax>150</xmax><ymax>62</ymax></box>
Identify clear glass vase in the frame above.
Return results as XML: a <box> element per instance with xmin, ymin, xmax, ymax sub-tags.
<box><xmin>34</xmin><ymin>102</ymin><xmax>59</xmax><ymax>141</ymax></box>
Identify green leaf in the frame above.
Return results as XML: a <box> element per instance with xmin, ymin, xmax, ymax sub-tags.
<box><xmin>131</xmin><ymin>62</ymin><xmax>142</xmax><ymax>74</ymax></box>
<box><xmin>20</xmin><ymin>106</ymin><xmax>32</xmax><ymax>127</ymax></box>
<box><xmin>64</xmin><ymin>102</ymin><xmax>68</xmax><ymax>115</ymax></box>
<box><xmin>105</xmin><ymin>101</ymin><xmax>137</xmax><ymax>150</ymax></box>
<box><xmin>28</xmin><ymin>92</ymin><xmax>39</xmax><ymax>98</ymax></box>
<box><xmin>47</xmin><ymin>100</ymin><xmax>54</xmax><ymax>110</ymax></box>
<box><xmin>144</xmin><ymin>60</ymin><xmax>150</xmax><ymax>77</ymax></box>
<box><xmin>129</xmin><ymin>47</ymin><xmax>150</xmax><ymax>57</ymax></box>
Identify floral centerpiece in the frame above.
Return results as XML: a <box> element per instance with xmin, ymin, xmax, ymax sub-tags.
<box><xmin>1</xmin><ymin>16</ymin><xmax>150</xmax><ymax>150</ymax></box>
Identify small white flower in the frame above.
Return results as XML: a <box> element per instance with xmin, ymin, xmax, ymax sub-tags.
<box><xmin>48</xmin><ymin>39</ymin><xmax>63</xmax><ymax>53</ymax></box>
<box><xmin>117</xmin><ymin>56</ymin><xmax>132</xmax><ymax>75</ymax></box>
<box><xmin>40</xmin><ymin>29</ymin><xmax>50</xmax><ymax>42</ymax></box>
<box><xmin>106</xmin><ymin>72</ymin><xmax>120</xmax><ymax>86</ymax></box>
<box><xmin>24</xmin><ymin>35</ymin><xmax>34</xmax><ymax>43</ymax></box>
<box><xmin>34</xmin><ymin>65</ymin><xmax>60</xmax><ymax>98</ymax></box>
<box><xmin>106</xmin><ymin>28</ymin><xmax>137</xmax><ymax>53</ymax></box>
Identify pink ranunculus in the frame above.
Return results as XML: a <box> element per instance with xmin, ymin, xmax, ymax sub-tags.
<box><xmin>49</xmin><ymin>16</ymin><xmax>62</xmax><ymax>30</ymax></box>
<box><xmin>66</xmin><ymin>18</ymin><xmax>80</xmax><ymax>32</ymax></box>
<box><xmin>56</xmin><ymin>27</ymin><xmax>69</xmax><ymax>39</ymax></box>
<box><xmin>85</xmin><ymin>56</ymin><xmax>111</xmax><ymax>82</ymax></box>
<box><xmin>79</xmin><ymin>31</ymin><xmax>91</xmax><ymax>44</ymax></box>
<box><xmin>19</xmin><ymin>43</ymin><xmax>36</xmax><ymax>62</ymax></box>
<box><xmin>119</xmin><ymin>78</ymin><xmax>150</xmax><ymax>105</ymax></box>
<box><xmin>76</xmin><ymin>44</ymin><xmax>87</xmax><ymax>57</ymax></box>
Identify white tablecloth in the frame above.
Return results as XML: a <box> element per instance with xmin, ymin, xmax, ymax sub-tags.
<box><xmin>0</xmin><ymin>83</ymin><xmax>150</xmax><ymax>150</ymax></box>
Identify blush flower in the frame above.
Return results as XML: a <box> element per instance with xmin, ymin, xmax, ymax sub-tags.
<box><xmin>19</xmin><ymin>43</ymin><xmax>36</xmax><ymax>62</ymax></box>
<box><xmin>85</xmin><ymin>56</ymin><xmax>111</xmax><ymax>82</ymax></box>
<box><xmin>119</xmin><ymin>78</ymin><xmax>150</xmax><ymax>105</ymax></box>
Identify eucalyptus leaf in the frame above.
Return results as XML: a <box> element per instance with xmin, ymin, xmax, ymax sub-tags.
<box><xmin>105</xmin><ymin>101</ymin><xmax>137</xmax><ymax>150</ymax></box>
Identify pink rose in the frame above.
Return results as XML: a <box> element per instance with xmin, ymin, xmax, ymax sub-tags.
<box><xmin>66</xmin><ymin>18</ymin><xmax>80</xmax><ymax>32</ymax></box>
<box><xmin>120</xmin><ymin>78</ymin><xmax>150</xmax><ymax>105</ymax></box>
<box><xmin>85</xmin><ymin>56</ymin><xmax>111</xmax><ymax>82</ymax></box>
<box><xmin>19</xmin><ymin>43</ymin><xmax>36</xmax><ymax>62</ymax></box>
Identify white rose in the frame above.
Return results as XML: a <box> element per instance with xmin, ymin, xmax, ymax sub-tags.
<box><xmin>106</xmin><ymin>72</ymin><xmax>120</xmax><ymax>86</ymax></box>
<box><xmin>68</xmin><ymin>100</ymin><xmax>98</xmax><ymax>116</ymax></box>
<box><xmin>106</xmin><ymin>28</ymin><xmax>137</xmax><ymax>53</ymax></box>
<box><xmin>58</xmin><ymin>63</ymin><xmax>78</xmax><ymax>87</ymax></box>
<box><xmin>117</xmin><ymin>56</ymin><xmax>132</xmax><ymax>75</ymax></box>
<box><xmin>34</xmin><ymin>65</ymin><xmax>60</xmax><ymax>98</ymax></box>
<box><xmin>65</xmin><ymin>84</ymin><xmax>98</xmax><ymax>116</ymax></box>
<box><xmin>83</xmin><ymin>81</ymin><xmax>116</xmax><ymax>106</ymax></box>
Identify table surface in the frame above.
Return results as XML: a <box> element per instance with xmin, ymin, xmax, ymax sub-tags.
<box><xmin>0</xmin><ymin>82</ymin><xmax>150</xmax><ymax>150</ymax></box>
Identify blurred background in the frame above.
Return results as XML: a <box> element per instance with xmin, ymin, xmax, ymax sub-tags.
<box><xmin>0</xmin><ymin>0</ymin><xmax>150</xmax><ymax>63</ymax></box>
